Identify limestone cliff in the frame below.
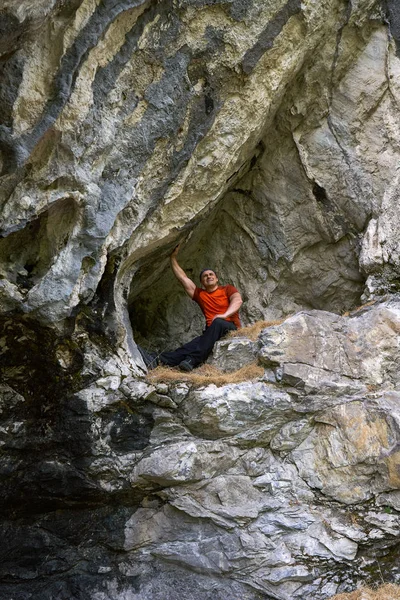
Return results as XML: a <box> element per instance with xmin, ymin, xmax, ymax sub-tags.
<box><xmin>1</xmin><ymin>0</ymin><xmax>400</xmax><ymax>598</ymax></box>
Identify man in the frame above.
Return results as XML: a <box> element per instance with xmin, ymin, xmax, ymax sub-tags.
<box><xmin>140</xmin><ymin>244</ymin><xmax>243</xmax><ymax>372</ymax></box>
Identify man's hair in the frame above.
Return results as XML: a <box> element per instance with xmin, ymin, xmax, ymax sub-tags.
<box><xmin>199</xmin><ymin>269</ymin><xmax>217</xmax><ymax>281</ymax></box>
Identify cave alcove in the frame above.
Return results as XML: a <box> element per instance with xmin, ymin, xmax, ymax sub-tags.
<box><xmin>128</xmin><ymin>126</ymin><xmax>366</xmax><ymax>354</ymax></box>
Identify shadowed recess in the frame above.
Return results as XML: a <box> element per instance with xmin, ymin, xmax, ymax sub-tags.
<box><xmin>0</xmin><ymin>197</ymin><xmax>79</xmax><ymax>291</ymax></box>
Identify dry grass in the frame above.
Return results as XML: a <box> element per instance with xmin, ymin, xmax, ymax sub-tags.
<box><xmin>145</xmin><ymin>318</ymin><xmax>288</xmax><ymax>387</ymax></box>
<box><xmin>228</xmin><ymin>318</ymin><xmax>288</xmax><ymax>341</ymax></box>
<box><xmin>146</xmin><ymin>362</ymin><xmax>264</xmax><ymax>387</ymax></box>
<box><xmin>329</xmin><ymin>584</ymin><xmax>400</xmax><ymax>600</ymax></box>
<box><xmin>342</xmin><ymin>300</ymin><xmax>378</xmax><ymax>317</ymax></box>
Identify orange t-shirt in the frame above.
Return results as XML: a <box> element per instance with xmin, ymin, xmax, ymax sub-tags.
<box><xmin>193</xmin><ymin>285</ymin><xmax>241</xmax><ymax>328</ymax></box>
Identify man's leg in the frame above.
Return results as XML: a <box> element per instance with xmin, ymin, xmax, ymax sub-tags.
<box><xmin>189</xmin><ymin>318</ymin><xmax>236</xmax><ymax>365</ymax></box>
<box><xmin>159</xmin><ymin>335</ymin><xmax>204</xmax><ymax>367</ymax></box>
<box><xmin>160</xmin><ymin>318</ymin><xmax>236</xmax><ymax>368</ymax></box>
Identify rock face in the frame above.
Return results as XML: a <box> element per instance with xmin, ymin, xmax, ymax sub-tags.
<box><xmin>2</xmin><ymin>301</ymin><xmax>400</xmax><ymax>600</ymax></box>
<box><xmin>1</xmin><ymin>0</ymin><xmax>400</xmax><ymax>599</ymax></box>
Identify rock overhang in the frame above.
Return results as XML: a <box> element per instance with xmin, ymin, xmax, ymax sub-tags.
<box><xmin>2</xmin><ymin>0</ymin><xmax>388</xmax><ymax>334</ymax></box>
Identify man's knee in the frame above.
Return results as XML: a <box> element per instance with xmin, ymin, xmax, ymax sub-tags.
<box><xmin>211</xmin><ymin>317</ymin><xmax>225</xmax><ymax>325</ymax></box>
<box><xmin>210</xmin><ymin>318</ymin><xmax>236</xmax><ymax>334</ymax></box>
<box><xmin>210</xmin><ymin>318</ymin><xmax>226</xmax><ymax>330</ymax></box>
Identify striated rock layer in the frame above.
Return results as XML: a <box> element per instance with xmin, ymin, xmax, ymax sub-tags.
<box><xmin>1</xmin><ymin>0</ymin><xmax>400</xmax><ymax>598</ymax></box>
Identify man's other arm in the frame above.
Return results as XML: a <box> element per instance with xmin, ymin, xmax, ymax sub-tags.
<box><xmin>211</xmin><ymin>291</ymin><xmax>243</xmax><ymax>322</ymax></box>
<box><xmin>170</xmin><ymin>245</ymin><xmax>196</xmax><ymax>299</ymax></box>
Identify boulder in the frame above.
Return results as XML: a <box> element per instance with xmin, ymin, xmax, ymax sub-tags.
<box><xmin>210</xmin><ymin>337</ymin><xmax>257</xmax><ymax>372</ymax></box>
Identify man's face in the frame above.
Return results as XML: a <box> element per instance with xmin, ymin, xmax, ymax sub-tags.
<box><xmin>201</xmin><ymin>270</ymin><xmax>218</xmax><ymax>288</ymax></box>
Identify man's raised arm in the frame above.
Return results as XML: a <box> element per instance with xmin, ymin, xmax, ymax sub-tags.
<box><xmin>170</xmin><ymin>245</ymin><xmax>196</xmax><ymax>299</ymax></box>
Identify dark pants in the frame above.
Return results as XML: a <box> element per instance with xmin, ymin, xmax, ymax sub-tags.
<box><xmin>159</xmin><ymin>318</ymin><xmax>237</xmax><ymax>368</ymax></box>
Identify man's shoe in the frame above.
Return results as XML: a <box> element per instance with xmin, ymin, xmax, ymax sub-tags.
<box><xmin>179</xmin><ymin>359</ymin><xmax>195</xmax><ymax>372</ymax></box>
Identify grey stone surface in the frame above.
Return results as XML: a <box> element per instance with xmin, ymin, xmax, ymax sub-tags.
<box><xmin>2</xmin><ymin>302</ymin><xmax>400</xmax><ymax>598</ymax></box>
<box><xmin>181</xmin><ymin>381</ymin><xmax>295</xmax><ymax>444</ymax></box>
<box><xmin>209</xmin><ymin>336</ymin><xmax>257</xmax><ymax>371</ymax></box>
<box><xmin>258</xmin><ymin>302</ymin><xmax>400</xmax><ymax>388</ymax></box>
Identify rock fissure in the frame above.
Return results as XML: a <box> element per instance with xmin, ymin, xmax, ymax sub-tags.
<box><xmin>382</xmin><ymin>0</ymin><xmax>400</xmax><ymax>56</ymax></box>
<box><xmin>385</xmin><ymin>30</ymin><xmax>400</xmax><ymax>112</ymax></box>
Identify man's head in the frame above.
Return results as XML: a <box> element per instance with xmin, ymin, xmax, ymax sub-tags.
<box><xmin>199</xmin><ymin>269</ymin><xmax>219</xmax><ymax>291</ymax></box>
